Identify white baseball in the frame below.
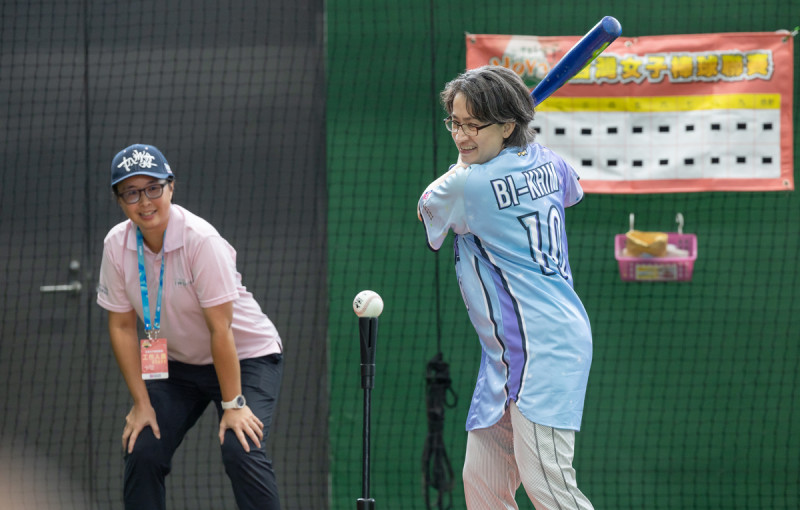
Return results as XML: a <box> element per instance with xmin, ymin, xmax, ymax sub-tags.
<box><xmin>353</xmin><ymin>290</ymin><xmax>384</xmax><ymax>318</ymax></box>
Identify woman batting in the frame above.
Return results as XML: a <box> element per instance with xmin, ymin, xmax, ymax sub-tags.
<box><xmin>418</xmin><ymin>66</ymin><xmax>594</xmax><ymax>510</ymax></box>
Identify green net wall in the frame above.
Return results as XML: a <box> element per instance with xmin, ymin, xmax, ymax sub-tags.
<box><xmin>328</xmin><ymin>1</ymin><xmax>799</xmax><ymax>509</ymax></box>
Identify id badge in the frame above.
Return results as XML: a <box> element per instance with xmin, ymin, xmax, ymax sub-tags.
<box><xmin>141</xmin><ymin>337</ymin><xmax>169</xmax><ymax>380</ymax></box>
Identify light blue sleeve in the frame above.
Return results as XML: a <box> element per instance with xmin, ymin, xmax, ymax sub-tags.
<box><xmin>561</xmin><ymin>159</ymin><xmax>584</xmax><ymax>208</ymax></box>
<box><xmin>418</xmin><ymin>166</ymin><xmax>470</xmax><ymax>251</ymax></box>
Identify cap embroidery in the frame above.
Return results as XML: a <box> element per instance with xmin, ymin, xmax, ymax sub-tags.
<box><xmin>117</xmin><ymin>149</ymin><xmax>158</xmax><ymax>173</ymax></box>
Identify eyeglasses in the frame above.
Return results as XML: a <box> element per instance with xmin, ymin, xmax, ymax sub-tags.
<box><xmin>443</xmin><ymin>117</ymin><xmax>494</xmax><ymax>136</ymax></box>
<box><xmin>116</xmin><ymin>181</ymin><xmax>169</xmax><ymax>204</ymax></box>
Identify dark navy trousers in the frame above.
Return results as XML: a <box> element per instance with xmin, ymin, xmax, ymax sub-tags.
<box><xmin>123</xmin><ymin>354</ymin><xmax>283</xmax><ymax>510</ymax></box>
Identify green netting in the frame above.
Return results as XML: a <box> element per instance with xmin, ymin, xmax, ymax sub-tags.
<box><xmin>328</xmin><ymin>1</ymin><xmax>799</xmax><ymax>509</ymax></box>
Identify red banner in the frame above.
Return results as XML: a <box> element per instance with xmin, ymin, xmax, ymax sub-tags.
<box><xmin>466</xmin><ymin>31</ymin><xmax>794</xmax><ymax>193</ymax></box>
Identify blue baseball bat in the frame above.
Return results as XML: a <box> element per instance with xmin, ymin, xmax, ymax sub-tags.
<box><xmin>530</xmin><ymin>16</ymin><xmax>622</xmax><ymax>107</ymax></box>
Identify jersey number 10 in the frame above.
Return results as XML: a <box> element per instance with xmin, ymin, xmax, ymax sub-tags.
<box><xmin>518</xmin><ymin>208</ymin><xmax>569</xmax><ymax>279</ymax></box>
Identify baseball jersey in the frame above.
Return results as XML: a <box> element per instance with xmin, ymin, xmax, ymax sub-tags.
<box><xmin>97</xmin><ymin>204</ymin><xmax>282</xmax><ymax>365</ymax></box>
<box><xmin>418</xmin><ymin>143</ymin><xmax>592</xmax><ymax>431</ymax></box>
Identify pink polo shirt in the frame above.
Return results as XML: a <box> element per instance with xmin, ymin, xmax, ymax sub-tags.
<box><xmin>97</xmin><ymin>204</ymin><xmax>282</xmax><ymax>365</ymax></box>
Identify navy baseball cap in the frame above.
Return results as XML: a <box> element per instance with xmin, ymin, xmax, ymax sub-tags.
<box><xmin>111</xmin><ymin>144</ymin><xmax>174</xmax><ymax>187</ymax></box>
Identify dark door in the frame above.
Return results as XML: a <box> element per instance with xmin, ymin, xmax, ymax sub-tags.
<box><xmin>0</xmin><ymin>35</ymin><xmax>94</xmax><ymax>506</ymax></box>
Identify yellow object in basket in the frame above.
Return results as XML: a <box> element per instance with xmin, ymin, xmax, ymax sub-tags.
<box><xmin>625</xmin><ymin>230</ymin><xmax>668</xmax><ymax>257</ymax></box>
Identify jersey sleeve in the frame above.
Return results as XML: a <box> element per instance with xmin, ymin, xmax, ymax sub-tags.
<box><xmin>417</xmin><ymin>165</ymin><xmax>470</xmax><ymax>251</ymax></box>
<box><xmin>559</xmin><ymin>158</ymin><xmax>584</xmax><ymax>208</ymax></box>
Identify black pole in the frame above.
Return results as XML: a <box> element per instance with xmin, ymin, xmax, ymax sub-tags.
<box><xmin>357</xmin><ymin>317</ymin><xmax>378</xmax><ymax>510</ymax></box>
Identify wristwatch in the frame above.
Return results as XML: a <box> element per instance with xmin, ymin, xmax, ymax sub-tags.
<box><xmin>221</xmin><ymin>394</ymin><xmax>246</xmax><ymax>410</ymax></box>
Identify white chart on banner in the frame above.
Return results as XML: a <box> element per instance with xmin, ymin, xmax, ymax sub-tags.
<box><xmin>534</xmin><ymin>106</ymin><xmax>781</xmax><ymax>182</ymax></box>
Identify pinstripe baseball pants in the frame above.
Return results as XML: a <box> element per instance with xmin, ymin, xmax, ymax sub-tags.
<box><xmin>463</xmin><ymin>401</ymin><xmax>593</xmax><ymax>510</ymax></box>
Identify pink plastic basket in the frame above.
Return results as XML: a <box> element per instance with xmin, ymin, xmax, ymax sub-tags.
<box><xmin>614</xmin><ymin>233</ymin><xmax>698</xmax><ymax>282</ymax></box>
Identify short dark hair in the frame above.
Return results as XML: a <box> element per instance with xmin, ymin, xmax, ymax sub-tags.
<box><xmin>440</xmin><ymin>65</ymin><xmax>536</xmax><ymax>148</ymax></box>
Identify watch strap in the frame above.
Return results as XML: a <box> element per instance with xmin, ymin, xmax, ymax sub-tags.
<box><xmin>221</xmin><ymin>394</ymin><xmax>246</xmax><ymax>410</ymax></box>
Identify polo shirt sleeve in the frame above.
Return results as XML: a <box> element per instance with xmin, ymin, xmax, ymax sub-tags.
<box><xmin>418</xmin><ymin>165</ymin><xmax>470</xmax><ymax>251</ymax></box>
<box><xmin>96</xmin><ymin>240</ymin><xmax>134</xmax><ymax>313</ymax></box>
<box><xmin>190</xmin><ymin>235</ymin><xmax>241</xmax><ymax>309</ymax></box>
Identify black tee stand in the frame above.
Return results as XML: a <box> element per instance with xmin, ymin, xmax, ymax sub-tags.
<box><xmin>357</xmin><ymin>316</ymin><xmax>378</xmax><ymax>510</ymax></box>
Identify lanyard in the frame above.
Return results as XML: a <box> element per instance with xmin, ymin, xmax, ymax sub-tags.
<box><xmin>136</xmin><ymin>227</ymin><xmax>166</xmax><ymax>340</ymax></box>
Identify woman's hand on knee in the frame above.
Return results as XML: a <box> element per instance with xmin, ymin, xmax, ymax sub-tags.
<box><xmin>219</xmin><ymin>407</ymin><xmax>264</xmax><ymax>453</ymax></box>
<box><xmin>123</xmin><ymin>403</ymin><xmax>160</xmax><ymax>454</ymax></box>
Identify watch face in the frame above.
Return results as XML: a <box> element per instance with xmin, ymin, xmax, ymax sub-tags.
<box><xmin>236</xmin><ymin>395</ymin><xmax>246</xmax><ymax>407</ymax></box>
